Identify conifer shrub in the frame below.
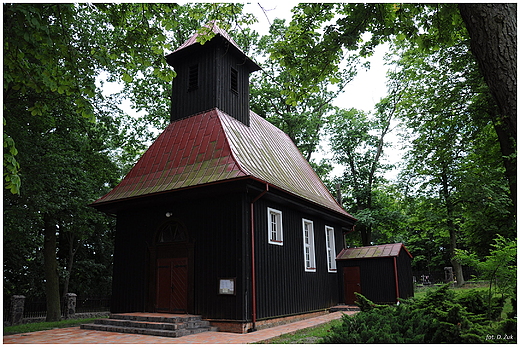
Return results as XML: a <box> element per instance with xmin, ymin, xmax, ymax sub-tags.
<box><xmin>321</xmin><ymin>286</ymin><xmax>516</xmax><ymax>343</ymax></box>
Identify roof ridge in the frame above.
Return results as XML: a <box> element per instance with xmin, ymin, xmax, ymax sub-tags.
<box><xmin>214</xmin><ymin>109</ymin><xmax>251</xmax><ymax>177</ymax></box>
<box><xmin>171</xmin><ymin>21</ymin><xmax>244</xmax><ymax>55</ymax></box>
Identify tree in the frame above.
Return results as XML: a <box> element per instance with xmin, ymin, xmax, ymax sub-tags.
<box><xmin>389</xmin><ymin>28</ymin><xmax>517</xmax><ymax>285</ymax></box>
<box><xmin>4</xmin><ymin>91</ymin><xmax>122</xmax><ymax>319</ymax></box>
<box><xmin>3</xmin><ymin>2</ymin><xmax>256</xmax><ymax>321</ymax></box>
<box><xmin>327</xmin><ymin>81</ymin><xmax>402</xmax><ymax>245</ymax></box>
<box><xmin>456</xmin><ymin>236</ymin><xmax>517</xmax><ymax>319</ymax></box>
<box><xmin>271</xmin><ymin>3</ymin><xmax>516</xmax><ymax>212</ymax></box>
<box><xmin>250</xmin><ymin>18</ymin><xmax>358</xmax><ymax>160</ymax></box>
<box><xmin>458</xmin><ymin>4</ymin><xmax>516</xmax><ymax>208</ymax></box>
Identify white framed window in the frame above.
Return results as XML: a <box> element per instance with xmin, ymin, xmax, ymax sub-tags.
<box><xmin>325</xmin><ymin>226</ymin><xmax>337</xmax><ymax>273</ymax></box>
<box><xmin>268</xmin><ymin>208</ymin><xmax>283</xmax><ymax>245</ymax></box>
<box><xmin>302</xmin><ymin>219</ymin><xmax>316</xmax><ymax>272</ymax></box>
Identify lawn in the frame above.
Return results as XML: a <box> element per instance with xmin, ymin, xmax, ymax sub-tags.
<box><xmin>259</xmin><ymin>320</ymin><xmax>341</xmax><ymax>344</ymax></box>
<box><xmin>3</xmin><ymin>317</ymin><xmax>105</xmax><ymax>335</ymax></box>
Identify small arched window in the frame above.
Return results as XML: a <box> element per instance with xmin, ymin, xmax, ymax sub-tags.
<box><xmin>157</xmin><ymin>221</ymin><xmax>187</xmax><ymax>243</ymax></box>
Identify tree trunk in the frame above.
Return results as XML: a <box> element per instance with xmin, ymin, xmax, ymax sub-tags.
<box><xmin>62</xmin><ymin>232</ymin><xmax>78</xmax><ymax>299</ymax></box>
<box><xmin>459</xmin><ymin>3</ymin><xmax>517</xmax><ymax>210</ymax></box>
<box><xmin>449</xmin><ymin>219</ymin><xmax>465</xmax><ymax>287</ymax></box>
<box><xmin>440</xmin><ymin>171</ymin><xmax>465</xmax><ymax>287</ymax></box>
<box><xmin>43</xmin><ymin>215</ymin><xmax>61</xmax><ymax>322</ymax></box>
<box><xmin>359</xmin><ymin>223</ymin><xmax>372</xmax><ymax>246</ymax></box>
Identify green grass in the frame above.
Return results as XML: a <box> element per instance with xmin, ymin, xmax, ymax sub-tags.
<box><xmin>259</xmin><ymin>320</ymin><xmax>341</xmax><ymax>344</ymax></box>
<box><xmin>3</xmin><ymin>316</ymin><xmax>106</xmax><ymax>335</ymax></box>
<box><xmin>413</xmin><ymin>281</ymin><xmax>489</xmax><ymax>300</ymax></box>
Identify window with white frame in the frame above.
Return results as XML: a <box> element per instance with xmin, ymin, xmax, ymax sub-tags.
<box><xmin>325</xmin><ymin>226</ymin><xmax>337</xmax><ymax>272</ymax></box>
<box><xmin>302</xmin><ymin>219</ymin><xmax>316</xmax><ymax>272</ymax></box>
<box><xmin>267</xmin><ymin>208</ymin><xmax>283</xmax><ymax>245</ymax></box>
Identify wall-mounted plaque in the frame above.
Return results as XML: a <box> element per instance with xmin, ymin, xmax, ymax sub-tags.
<box><xmin>219</xmin><ymin>278</ymin><xmax>236</xmax><ymax>295</ymax></box>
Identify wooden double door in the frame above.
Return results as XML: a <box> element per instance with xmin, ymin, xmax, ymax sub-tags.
<box><xmin>156</xmin><ymin>257</ymin><xmax>189</xmax><ymax>313</ymax></box>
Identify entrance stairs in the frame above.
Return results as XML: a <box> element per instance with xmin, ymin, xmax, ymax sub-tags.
<box><xmin>80</xmin><ymin>312</ymin><xmax>217</xmax><ymax>338</ymax></box>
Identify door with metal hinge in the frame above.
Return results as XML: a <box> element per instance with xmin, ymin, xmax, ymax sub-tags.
<box><xmin>156</xmin><ymin>257</ymin><xmax>188</xmax><ymax>313</ymax></box>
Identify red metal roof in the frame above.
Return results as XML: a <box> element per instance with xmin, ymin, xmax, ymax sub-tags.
<box><xmin>93</xmin><ymin>108</ymin><xmax>353</xmax><ymax>219</ymax></box>
<box><xmin>336</xmin><ymin>243</ymin><xmax>412</xmax><ymax>260</ymax></box>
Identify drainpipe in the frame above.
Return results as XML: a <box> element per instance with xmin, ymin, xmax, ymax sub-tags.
<box><xmin>249</xmin><ymin>183</ymin><xmax>268</xmax><ymax>332</ymax></box>
<box><xmin>393</xmin><ymin>257</ymin><xmax>400</xmax><ymax>304</ymax></box>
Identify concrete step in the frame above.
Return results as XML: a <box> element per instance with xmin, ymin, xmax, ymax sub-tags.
<box><xmin>81</xmin><ymin>323</ymin><xmax>190</xmax><ymax>338</ymax></box>
<box><xmin>109</xmin><ymin>313</ymin><xmax>204</xmax><ymax>324</ymax></box>
<box><xmin>80</xmin><ymin>312</ymin><xmax>216</xmax><ymax>338</ymax></box>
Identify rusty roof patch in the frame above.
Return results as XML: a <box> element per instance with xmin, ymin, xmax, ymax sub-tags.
<box><xmin>336</xmin><ymin>243</ymin><xmax>412</xmax><ymax>260</ymax></box>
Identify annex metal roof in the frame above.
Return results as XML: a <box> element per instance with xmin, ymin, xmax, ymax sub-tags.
<box><xmin>336</xmin><ymin>243</ymin><xmax>412</xmax><ymax>260</ymax></box>
<box><xmin>92</xmin><ymin>108</ymin><xmax>353</xmax><ymax>219</ymax></box>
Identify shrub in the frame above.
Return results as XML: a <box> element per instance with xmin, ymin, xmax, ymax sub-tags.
<box><xmin>321</xmin><ymin>286</ymin><xmax>516</xmax><ymax>344</ymax></box>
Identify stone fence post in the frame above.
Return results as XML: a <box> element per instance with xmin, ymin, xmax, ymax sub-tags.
<box><xmin>10</xmin><ymin>295</ymin><xmax>25</xmax><ymax>326</ymax></box>
<box><xmin>64</xmin><ymin>293</ymin><xmax>77</xmax><ymax>319</ymax></box>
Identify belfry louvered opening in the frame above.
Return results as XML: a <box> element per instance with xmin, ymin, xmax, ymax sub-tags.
<box><xmin>230</xmin><ymin>67</ymin><xmax>238</xmax><ymax>94</ymax></box>
<box><xmin>188</xmin><ymin>64</ymin><xmax>199</xmax><ymax>92</ymax></box>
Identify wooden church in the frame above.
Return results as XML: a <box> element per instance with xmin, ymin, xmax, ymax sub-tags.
<box><xmin>91</xmin><ymin>23</ymin><xmax>357</xmax><ymax>333</ymax></box>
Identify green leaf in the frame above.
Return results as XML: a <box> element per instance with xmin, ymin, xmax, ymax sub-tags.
<box><xmin>122</xmin><ymin>72</ymin><xmax>133</xmax><ymax>83</ymax></box>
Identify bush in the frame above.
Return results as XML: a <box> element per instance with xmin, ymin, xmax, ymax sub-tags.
<box><xmin>321</xmin><ymin>286</ymin><xmax>516</xmax><ymax>344</ymax></box>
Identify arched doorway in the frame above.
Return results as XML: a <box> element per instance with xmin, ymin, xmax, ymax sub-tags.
<box><xmin>154</xmin><ymin>220</ymin><xmax>192</xmax><ymax>313</ymax></box>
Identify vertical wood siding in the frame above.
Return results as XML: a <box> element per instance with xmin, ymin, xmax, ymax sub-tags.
<box><xmin>111</xmin><ymin>184</ymin><xmax>351</xmax><ymax>322</ymax></box>
<box><xmin>170</xmin><ymin>40</ymin><xmax>251</xmax><ymax>125</ymax></box>
<box><xmin>111</xmin><ymin>188</ymin><xmax>250</xmax><ymax>321</ymax></box>
<box><xmin>397</xmin><ymin>250</ymin><xmax>414</xmax><ymax>299</ymax></box>
<box><xmin>253</xmin><ymin>197</ymin><xmax>344</xmax><ymax>320</ymax></box>
<box><xmin>339</xmin><ymin>258</ymin><xmax>398</xmax><ymax>304</ymax></box>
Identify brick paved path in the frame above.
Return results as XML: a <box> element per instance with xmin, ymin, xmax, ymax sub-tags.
<box><xmin>4</xmin><ymin>311</ymin><xmax>355</xmax><ymax>344</ymax></box>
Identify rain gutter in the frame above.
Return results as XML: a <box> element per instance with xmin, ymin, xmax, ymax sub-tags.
<box><xmin>249</xmin><ymin>182</ymin><xmax>269</xmax><ymax>332</ymax></box>
<box><xmin>393</xmin><ymin>257</ymin><xmax>400</xmax><ymax>304</ymax></box>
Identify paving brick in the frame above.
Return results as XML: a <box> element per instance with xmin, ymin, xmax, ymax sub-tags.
<box><xmin>3</xmin><ymin>311</ymin><xmax>355</xmax><ymax>344</ymax></box>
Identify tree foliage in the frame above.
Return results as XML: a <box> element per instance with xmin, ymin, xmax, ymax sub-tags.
<box><xmin>271</xmin><ymin>2</ymin><xmax>516</xmax><ymax>211</ymax></box>
<box><xmin>249</xmin><ymin>18</ymin><xmax>358</xmax><ymax>160</ymax></box>
<box><xmin>456</xmin><ymin>236</ymin><xmax>517</xmax><ymax>318</ymax></box>
<box><xmin>327</xmin><ymin>89</ymin><xmax>401</xmax><ymax>246</ymax></box>
<box><xmin>3</xmin><ymin>2</ymin><xmax>256</xmax><ymax>321</ymax></box>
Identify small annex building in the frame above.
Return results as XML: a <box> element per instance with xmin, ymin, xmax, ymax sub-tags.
<box><xmin>336</xmin><ymin>243</ymin><xmax>414</xmax><ymax>305</ymax></box>
<box><xmin>91</xmin><ymin>23</ymin><xmax>357</xmax><ymax>333</ymax></box>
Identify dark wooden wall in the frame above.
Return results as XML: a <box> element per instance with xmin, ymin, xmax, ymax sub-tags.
<box><xmin>110</xmin><ymin>186</ymin><xmax>251</xmax><ymax>321</ymax></box>
<box><xmin>110</xmin><ymin>180</ymin><xmax>352</xmax><ymax>322</ymax></box>
<box><xmin>253</xmin><ymin>195</ymin><xmax>345</xmax><ymax>320</ymax></box>
<box><xmin>339</xmin><ymin>258</ymin><xmax>396</xmax><ymax>304</ymax></box>
<box><xmin>170</xmin><ymin>38</ymin><xmax>251</xmax><ymax>125</ymax></box>
<box><xmin>338</xmin><ymin>250</ymin><xmax>414</xmax><ymax>304</ymax></box>
<box><xmin>397</xmin><ymin>250</ymin><xmax>414</xmax><ymax>300</ymax></box>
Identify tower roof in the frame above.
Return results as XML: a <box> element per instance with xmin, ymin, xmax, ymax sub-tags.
<box><xmin>92</xmin><ymin>108</ymin><xmax>354</xmax><ymax>220</ymax></box>
<box><xmin>166</xmin><ymin>22</ymin><xmax>261</xmax><ymax>72</ymax></box>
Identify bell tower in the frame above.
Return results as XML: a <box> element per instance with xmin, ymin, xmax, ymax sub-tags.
<box><xmin>165</xmin><ymin>23</ymin><xmax>261</xmax><ymax>126</ymax></box>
